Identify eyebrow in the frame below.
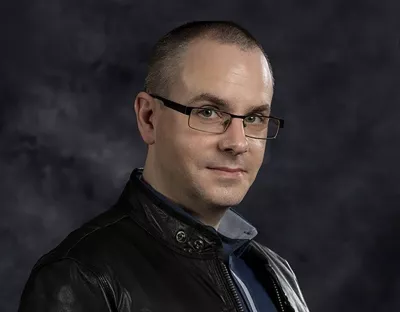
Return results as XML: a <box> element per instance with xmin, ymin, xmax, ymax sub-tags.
<box><xmin>187</xmin><ymin>92</ymin><xmax>270</xmax><ymax>114</ymax></box>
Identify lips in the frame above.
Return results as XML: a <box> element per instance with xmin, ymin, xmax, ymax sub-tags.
<box><xmin>208</xmin><ymin>167</ymin><xmax>246</xmax><ymax>173</ymax></box>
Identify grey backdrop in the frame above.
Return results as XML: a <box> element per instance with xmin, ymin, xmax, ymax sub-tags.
<box><xmin>1</xmin><ymin>0</ymin><xmax>399</xmax><ymax>311</ymax></box>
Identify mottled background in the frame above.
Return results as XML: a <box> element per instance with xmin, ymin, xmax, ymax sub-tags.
<box><xmin>1</xmin><ymin>0</ymin><xmax>399</xmax><ymax>311</ymax></box>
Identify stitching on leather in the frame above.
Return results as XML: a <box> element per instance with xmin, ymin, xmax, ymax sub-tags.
<box><xmin>65</xmin><ymin>213</ymin><xmax>129</xmax><ymax>257</ymax></box>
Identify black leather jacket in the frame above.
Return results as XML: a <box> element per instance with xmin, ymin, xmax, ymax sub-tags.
<box><xmin>18</xmin><ymin>168</ymin><xmax>309</xmax><ymax>312</ymax></box>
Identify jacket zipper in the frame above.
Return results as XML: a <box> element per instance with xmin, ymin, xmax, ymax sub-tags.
<box><xmin>270</xmin><ymin>274</ymin><xmax>285</xmax><ymax>312</ymax></box>
<box><xmin>218</xmin><ymin>260</ymin><xmax>245</xmax><ymax>312</ymax></box>
<box><xmin>250</xmin><ymin>243</ymin><xmax>293</xmax><ymax>312</ymax></box>
<box><xmin>218</xmin><ymin>259</ymin><xmax>289</xmax><ymax>312</ymax></box>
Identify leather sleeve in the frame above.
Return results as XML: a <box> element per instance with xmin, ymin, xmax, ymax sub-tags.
<box><xmin>282</xmin><ymin>259</ymin><xmax>309</xmax><ymax>310</ymax></box>
<box><xmin>18</xmin><ymin>258</ymin><xmax>113</xmax><ymax>312</ymax></box>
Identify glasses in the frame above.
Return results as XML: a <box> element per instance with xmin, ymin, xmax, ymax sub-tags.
<box><xmin>149</xmin><ymin>94</ymin><xmax>284</xmax><ymax>140</ymax></box>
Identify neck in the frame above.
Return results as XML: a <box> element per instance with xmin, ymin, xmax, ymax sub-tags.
<box><xmin>141</xmin><ymin>165</ymin><xmax>227</xmax><ymax>229</ymax></box>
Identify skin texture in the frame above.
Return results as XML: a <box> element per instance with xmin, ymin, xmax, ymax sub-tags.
<box><xmin>134</xmin><ymin>39</ymin><xmax>274</xmax><ymax>229</ymax></box>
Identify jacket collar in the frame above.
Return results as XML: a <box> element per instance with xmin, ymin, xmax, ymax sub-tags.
<box><xmin>119</xmin><ymin>167</ymin><xmax>258</xmax><ymax>259</ymax></box>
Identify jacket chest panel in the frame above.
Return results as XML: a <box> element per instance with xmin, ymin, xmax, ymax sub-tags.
<box><xmin>113</xmin><ymin>250</ymin><xmax>235</xmax><ymax>312</ymax></box>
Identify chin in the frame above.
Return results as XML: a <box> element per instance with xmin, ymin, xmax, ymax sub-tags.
<box><xmin>206</xmin><ymin>187</ymin><xmax>247</xmax><ymax>207</ymax></box>
<box><xmin>191</xmin><ymin>168</ymin><xmax>249</xmax><ymax>204</ymax></box>
<box><xmin>212</xmin><ymin>198</ymin><xmax>244</xmax><ymax>209</ymax></box>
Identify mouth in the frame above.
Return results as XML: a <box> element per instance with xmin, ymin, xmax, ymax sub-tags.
<box><xmin>209</xmin><ymin>167</ymin><xmax>245</xmax><ymax>173</ymax></box>
<box><xmin>207</xmin><ymin>167</ymin><xmax>246</xmax><ymax>178</ymax></box>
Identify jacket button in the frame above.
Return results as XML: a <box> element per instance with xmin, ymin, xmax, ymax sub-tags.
<box><xmin>175</xmin><ymin>230</ymin><xmax>187</xmax><ymax>243</ymax></box>
<box><xmin>194</xmin><ymin>239</ymin><xmax>204</xmax><ymax>250</ymax></box>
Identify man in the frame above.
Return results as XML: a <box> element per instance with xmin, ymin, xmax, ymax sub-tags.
<box><xmin>18</xmin><ymin>21</ymin><xmax>309</xmax><ymax>312</ymax></box>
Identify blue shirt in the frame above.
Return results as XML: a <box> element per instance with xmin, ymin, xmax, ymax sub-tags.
<box><xmin>137</xmin><ymin>170</ymin><xmax>277</xmax><ymax>312</ymax></box>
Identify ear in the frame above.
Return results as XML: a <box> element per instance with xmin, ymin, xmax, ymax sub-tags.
<box><xmin>134</xmin><ymin>92</ymin><xmax>159</xmax><ymax>145</ymax></box>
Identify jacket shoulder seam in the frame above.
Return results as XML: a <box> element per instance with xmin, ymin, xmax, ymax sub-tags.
<box><xmin>65</xmin><ymin>214</ymin><xmax>129</xmax><ymax>257</ymax></box>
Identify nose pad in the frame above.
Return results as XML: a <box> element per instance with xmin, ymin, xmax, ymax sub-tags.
<box><xmin>226</xmin><ymin>117</ymin><xmax>246</xmax><ymax>135</ymax></box>
<box><xmin>222</xmin><ymin>120</ymin><xmax>230</xmax><ymax>132</ymax></box>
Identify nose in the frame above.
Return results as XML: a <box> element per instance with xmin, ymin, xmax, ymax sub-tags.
<box><xmin>218</xmin><ymin>118</ymin><xmax>249</xmax><ymax>155</ymax></box>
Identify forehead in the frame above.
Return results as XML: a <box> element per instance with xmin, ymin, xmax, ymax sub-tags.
<box><xmin>176</xmin><ymin>39</ymin><xmax>273</xmax><ymax>107</ymax></box>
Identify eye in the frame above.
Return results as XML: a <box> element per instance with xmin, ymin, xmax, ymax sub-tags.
<box><xmin>197</xmin><ymin>108</ymin><xmax>223</xmax><ymax>118</ymax></box>
<box><xmin>244</xmin><ymin>115</ymin><xmax>266</xmax><ymax>124</ymax></box>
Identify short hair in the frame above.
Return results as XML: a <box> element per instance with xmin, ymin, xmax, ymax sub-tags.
<box><xmin>144</xmin><ymin>21</ymin><xmax>274</xmax><ymax>97</ymax></box>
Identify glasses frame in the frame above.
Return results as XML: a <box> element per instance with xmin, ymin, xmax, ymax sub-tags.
<box><xmin>149</xmin><ymin>93</ymin><xmax>284</xmax><ymax>140</ymax></box>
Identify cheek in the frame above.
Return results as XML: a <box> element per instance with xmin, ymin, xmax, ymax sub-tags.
<box><xmin>179</xmin><ymin>134</ymin><xmax>208</xmax><ymax>165</ymax></box>
<box><xmin>250</xmin><ymin>142</ymin><xmax>267</xmax><ymax>167</ymax></box>
<box><xmin>157</xmin><ymin>118</ymin><xmax>199</xmax><ymax>163</ymax></box>
<box><xmin>175</xmin><ymin>131</ymin><xmax>215</xmax><ymax>174</ymax></box>
<box><xmin>255</xmin><ymin>143</ymin><xmax>266</xmax><ymax>159</ymax></box>
<box><xmin>156</xmin><ymin>119</ymin><xmax>180</xmax><ymax>160</ymax></box>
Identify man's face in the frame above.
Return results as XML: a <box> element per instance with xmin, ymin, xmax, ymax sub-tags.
<box><xmin>151</xmin><ymin>39</ymin><xmax>274</xmax><ymax>212</ymax></box>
